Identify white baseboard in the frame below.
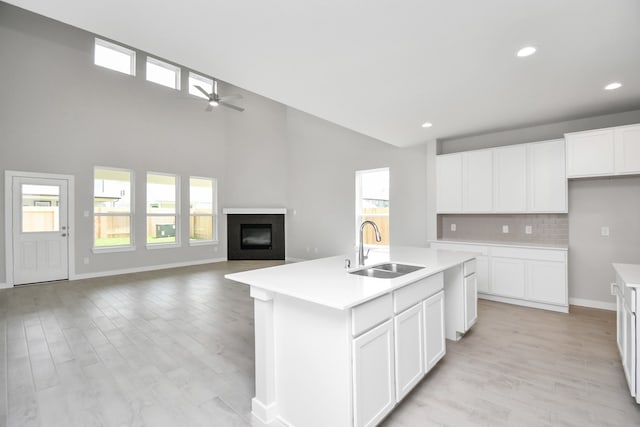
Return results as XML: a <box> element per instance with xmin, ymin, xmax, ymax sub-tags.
<box><xmin>0</xmin><ymin>282</ymin><xmax>9</xmax><ymax>289</ymax></box>
<box><xmin>479</xmin><ymin>293</ymin><xmax>569</xmax><ymax>313</ymax></box>
<box><xmin>285</xmin><ymin>257</ymin><xmax>305</xmax><ymax>263</ymax></box>
<box><xmin>71</xmin><ymin>257</ymin><xmax>227</xmax><ymax>281</ymax></box>
<box><xmin>569</xmin><ymin>297</ymin><xmax>616</xmax><ymax>311</ymax></box>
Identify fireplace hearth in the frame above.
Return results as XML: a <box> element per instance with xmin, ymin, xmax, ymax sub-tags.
<box><xmin>224</xmin><ymin>209</ymin><xmax>285</xmax><ymax>260</ymax></box>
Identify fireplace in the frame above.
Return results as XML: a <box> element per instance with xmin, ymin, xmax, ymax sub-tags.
<box><xmin>224</xmin><ymin>209</ymin><xmax>285</xmax><ymax>260</ymax></box>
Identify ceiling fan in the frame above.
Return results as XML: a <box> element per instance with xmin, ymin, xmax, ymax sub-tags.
<box><xmin>194</xmin><ymin>80</ymin><xmax>244</xmax><ymax>112</ymax></box>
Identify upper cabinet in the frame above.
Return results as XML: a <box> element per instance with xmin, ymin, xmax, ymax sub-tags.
<box><xmin>462</xmin><ymin>149</ymin><xmax>493</xmax><ymax>212</ymax></box>
<box><xmin>436</xmin><ymin>139</ymin><xmax>567</xmax><ymax>214</ymax></box>
<box><xmin>566</xmin><ymin>124</ymin><xmax>640</xmax><ymax>178</ymax></box>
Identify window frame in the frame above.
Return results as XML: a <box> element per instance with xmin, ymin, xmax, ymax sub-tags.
<box><xmin>188</xmin><ymin>72</ymin><xmax>214</xmax><ymax>99</ymax></box>
<box><xmin>145</xmin><ymin>56</ymin><xmax>181</xmax><ymax>90</ymax></box>
<box><xmin>188</xmin><ymin>176</ymin><xmax>218</xmax><ymax>246</ymax></box>
<box><xmin>355</xmin><ymin>167</ymin><xmax>390</xmax><ymax>250</ymax></box>
<box><xmin>94</xmin><ymin>38</ymin><xmax>136</xmax><ymax>76</ymax></box>
<box><xmin>92</xmin><ymin>166</ymin><xmax>135</xmax><ymax>253</ymax></box>
<box><xmin>146</xmin><ymin>171</ymin><xmax>180</xmax><ymax>249</ymax></box>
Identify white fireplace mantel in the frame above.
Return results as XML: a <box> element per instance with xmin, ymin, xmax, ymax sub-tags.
<box><xmin>222</xmin><ymin>208</ymin><xmax>287</xmax><ymax>215</ymax></box>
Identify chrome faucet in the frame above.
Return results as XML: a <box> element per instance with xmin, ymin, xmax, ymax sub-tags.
<box><xmin>358</xmin><ymin>220</ymin><xmax>382</xmax><ymax>266</ymax></box>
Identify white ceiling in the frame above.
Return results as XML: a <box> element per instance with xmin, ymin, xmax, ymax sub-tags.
<box><xmin>7</xmin><ymin>0</ymin><xmax>640</xmax><ymax>147</ymax></box>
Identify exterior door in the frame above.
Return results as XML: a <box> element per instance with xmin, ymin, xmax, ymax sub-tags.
<box><xmin>12</xmin><ymin>176</ymin><xmax>69</xmax><ymax>285</ymax></box>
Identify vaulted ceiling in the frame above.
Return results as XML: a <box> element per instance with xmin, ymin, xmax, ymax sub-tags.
<box><xmin>6</xmin><ymin>0</ymin><xmax>640</xmax><ymax>146</ymax></box>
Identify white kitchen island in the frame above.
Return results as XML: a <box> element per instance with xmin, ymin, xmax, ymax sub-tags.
<box><xmin>225</xmin><ymin>246</ymin><xmax>477</xmax><ymax>427</ymax></box>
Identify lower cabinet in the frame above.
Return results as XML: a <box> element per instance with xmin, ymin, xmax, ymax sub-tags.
<box><xmin>492</xmin><ymin>257</ymin><xmax>526</xmax><ymax>298</ymax></box>
<box><xmin>424</xmin><ymin>291</ymin><xmax>446</xmax><ymax>370</ymax></box>
<box><xmin>613</xmin><ymin>266</ymin><xmax>639</xmax><ymax>403</ymax></box>
<box><xmin>353</xmin><ymin>320</ymin><xmax>395</xmax><ymax>427</ymax></box>
<box><xmin>464</xmin><ymin>274</ymin><xmax>478</xmax><ymax>330</ymax></box>
<box><xmin>394</xmin><ymin>303</ymin><xmax>425</xmax><ymax>401</ymax></box>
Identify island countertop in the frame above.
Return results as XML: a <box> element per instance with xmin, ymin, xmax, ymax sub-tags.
<box><xmin>613</xmin><ymin>263</ymin><xmax>640</xmax><ymax>288</ymax></box>
<box><xmin>225</xmin><ymin>246</ymin><xmax>476</xmax><ymax>310</ymax></box>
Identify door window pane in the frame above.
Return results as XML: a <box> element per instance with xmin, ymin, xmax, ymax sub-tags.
<box><xmin>94</xmin><ymin>216</ymin><xmax>131</xmax><ymax>246</ymax></box>
<box><xmin>22</xmin><ymin>184</ymin><xmax>59</xmax><ymax>232</ymax></box>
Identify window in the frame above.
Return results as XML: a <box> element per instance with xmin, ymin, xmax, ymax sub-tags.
<box><xmin>94</xmin><ymin>167</ymin><xmax>133</xmax><ymax>249</ymax></box>
<box><xmin>189</xmin><ymin>177</ymin><xmax>217</xmax><ymax>243</ymax></box>
<box><xmin>146</xmin><ymin>57</ymin><xmax>181</xmax><ymax>90</ymax></box>
<box><xmin>188</xmin><ymin>72</ymin><xmax>213</xmax><ymax>99</ymax></box>
<box><xmin>94</xmin><ymin>38</ymin><xmax>136</xmax><ymax>76</ymax></box>
<box><xmin>356</xmin><ymin>168</ymin><xmax>390</xmax><ymax>247</ymax></box>
<box><xmin>147</xmin><ymin>173</ymin><xmax>179</xmax><ymax>245</ymax></box>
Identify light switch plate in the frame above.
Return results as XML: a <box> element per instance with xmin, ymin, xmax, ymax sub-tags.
<box><xmin>525</xmin><ymin>225</ymin><xmax>532</xmax><ymax>234</ymax></box>
<box><xmin>601</xmin><ymin>226</ymin><xmax>610</xmax><ymax>237</ymax></box>
<box><xmin>502</xmin><ymin>225</ymin><xmax>509</xmax><ymax>233</ymax></box>
<box><xmin>451</xmin><ymin>224</ymin><xmax>456</xmax><ymax>232</ymax></box>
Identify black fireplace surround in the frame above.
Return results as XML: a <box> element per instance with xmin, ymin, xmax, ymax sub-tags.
<box><xmin>227</xmin><ymin>214</ymin><xmax>285</xmax><ymax>260</ymax></box>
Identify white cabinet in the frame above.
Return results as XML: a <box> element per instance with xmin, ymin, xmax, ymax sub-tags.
<box><xmin>464</xmin><ymin>274</ymin><xmax>478</xmax><ymax>330</ymax></box>
<box><xmin>566</xmin><ymin>123</ymin><xmax>640</xmax><ymax>178</ymax></box>
<box><xmin>423</xmin><ymin>291</ymin><xmax>445</xmax><ymax>371</ymax></box>
<box><xmin>526</xmin><ymin>260</ymin><xmax>567</xmax><ymax>305</ymax></box>
<box><xmin>436</xmin><ymin>139</ymin><xmax>566</xmax><ymax>213</ymax></box>
<box><xmin>436</xmin><ymin>153</ymin><xmax>462</xmax><ymax>212</ymax></box>
<box><xmin>565</xmin><ymin>128</ymin><xmax>615</xmax><ymax>177</ymax></box>
<box><xmin>623</xmin><ymin>299</ymin><xmax>636</xmax><ymax>397</ymax></box>
<box><xmin>462</xmin><ymin>149</ymin><xmax>493</xmax><ymax>212</ymax></box>
<box><xmin>614</xmin><ymin>124</ymin><xmax>640</xmax><ymax>174</ymax></box>
<box><xmin>493</xmin><ymin>145</ymin><xmax>527</xmax><ymax>212</ymax></box>
<box><xmin>432</xmin><ymin>241</ymin><xmax>568</xmax><ymax>312</ymax></box>
<box><xmin>394</xmin><ymin>303</ymin><xmax>425</xmax><ymax>401</ymax></box>
<box><xmin>491</xmin><ymin>257</ymin><xmax>526</xmax><ymax>298</ymax></box>
<box><xmin>353</xmin><ymin>320</ymin><xmax>395</xmax><ymax>427</ymax></box>
<box><xmin>527</xmin><ymin>139</ymin><xmax>567</xmax><ymax>212</ymax></box>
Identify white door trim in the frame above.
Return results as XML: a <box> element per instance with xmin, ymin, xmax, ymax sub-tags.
<box><xmin>4</xmin><ymin>170</ymin><xmax>76</xmax><ymax>287</ymax></box>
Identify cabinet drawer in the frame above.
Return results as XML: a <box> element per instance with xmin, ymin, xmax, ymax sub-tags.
<box><xmin>394</xmin><ymin>273</ymin><xmax>443</xmax><ymax>314</ymax></box>
<box><xmin>490</xmin><ymin>246</ymin><xmax>566</xmax><ymax>262</ymax></box>
<box><xmin>352</xmin><ymin>293</ymin><xmax>393</xmax><ymax>337</ymax></box>
<box><xmin>463</xmin><ymin>259</ymin><xmax>476</xmax><ymax>276</ymax></box>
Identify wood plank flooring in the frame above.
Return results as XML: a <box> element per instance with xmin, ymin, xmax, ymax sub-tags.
<box><xmin>0</xmin><ymin>261</ymin><xmax>638</xmax><ymax>426</ymax></box>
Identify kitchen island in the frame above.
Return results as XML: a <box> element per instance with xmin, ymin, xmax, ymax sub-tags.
<box><xmin>225</xmin><ymin>246</ymin><xmax>477</xmax><ymax>427</ymax></box>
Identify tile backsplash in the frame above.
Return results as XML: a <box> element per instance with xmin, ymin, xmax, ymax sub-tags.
<box><xmin>438</xmin><ymin>214</ymin><xmax>568</xmax><ymax>245</ymax></box>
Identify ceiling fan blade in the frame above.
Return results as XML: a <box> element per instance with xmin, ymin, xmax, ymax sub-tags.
<box><xmin>205</xmin><ymin>104</ymin><xmax>213</xmax><ymax>112</ymax></box>
<box><xmin>219</xmin><ymin>101</ymin><xmax>245</xmax><ymax>112</ymax></box>
<box><xmin>219</xmin><ymin>94</ymin><xmax>243</xmax><ymax>102</ymax></box>
<box><xmin>194</xmin><ymin>85</ymin><xmax>211</xmax><ymax>98</ymax></box>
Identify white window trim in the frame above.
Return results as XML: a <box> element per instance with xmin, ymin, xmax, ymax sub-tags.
<box><xmin>188</xmin><ymin>176</ymin><xmax>218</xmax><ymax>246</ymax></box>
<box><xmin>94</xmin><ymin>38</ymin><xmax>136</xmax><ymax>76</ymax></box>
<box><xmin>355</xmin><ymin>167</ymin><xmax>390</xmax><ymax>248</ymax></box>
<box><xmin>188</xmin><ymin>72</ymin><xmax>213</xmax><ymax>99</ymax></box>
<box><xmin>146</xmin><ymin>171</ymin><xmax>180</xmax><ymax>248</ymax></box>
<box><xmin>93</xmin><ymin>166</ymin><xmax>135</xmax><ymax>253</ymax></box>
<box><xmin>146</xmin><ymin>56</ymin><xmax>181</xmax><ymax>90</ymax></box>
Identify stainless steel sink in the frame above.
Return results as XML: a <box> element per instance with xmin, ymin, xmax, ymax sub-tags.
<box><xmin>349</xmin><ymin>263</ymin><xmax>425</xmax><ymax>279</ymax></box>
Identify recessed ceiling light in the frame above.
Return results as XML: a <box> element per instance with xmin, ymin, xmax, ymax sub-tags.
<box><xmin>605</xmin><ymin>82</ymin><xmax>622</xmax><ymax>90</ymax></box>
<box><xmin>421</xmin><ymin>122</ymin><xmax>433</xmax><ymax>128</ymax></box>
<box><xmin>516</xmin><ymin>46</ymin><xmax>536</xmax><ymax>57</ymax></box>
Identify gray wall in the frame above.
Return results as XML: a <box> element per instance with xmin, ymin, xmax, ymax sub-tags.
<box><xmin>569</xmin><ymin>177</ymin><xmax>640</xmax><ymax>304</ymax></box>
<box><xmin>0</xmin><ymin>3</ymin><xmax>428</xmax><ymax>282</ymax></box>
<box><xmin>438</xmin><ymin>111</ymin><xmax>640</xmax><ymax>306</ymax></box>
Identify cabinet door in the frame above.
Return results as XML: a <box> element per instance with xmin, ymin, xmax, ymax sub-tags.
<box><xmin>616</xmin><ymin>286</ymin><xmax>625</xmax><ymax>358</ymax></box>
<box><xmin>525</xmin><ymin>260</ymin><xmax>567</xmax><ymax>305</ymax></box>
<box><xmin>622</xmin><ymin>302</ymin><xmax>636</xmax><ymax>397</ymax></box>
<box><xmin>528</xmin><ymin>139</ymin><xmax>567</xmax><ymax>212</ymax></box>
<box><xmin>476</xmin><ymin>255</ymin><xmax>490</xmax><ymax>294</ymax></box>
<box><xmin>436</xmin><ymin>153</ymin><xmax>462</xmax><ymax>212</ymax></box>
<box><xmin>491</xmin><ymin>257</ymin><xmax>526</xmax><ymax>298</ymax></box>
<box><xmin>462</xmin><ymin>150</ymin><xmax>493</xmax><ymax>212</ymax></box>
<box><xmin>493</xmin><ymin>145</ymin><xmax>527</xmax><ymax>212</ymax></box>
<box><xmin>353</xmin><ymin>320</ymin><xmax>395</xmax><ymax>427</ymax></box>
<box><xmin>464</xmin><ymin>274</ymin><xmax>478</xmax><ymax>330</ymax></box>
<box><xmin>566</xmin><ymin>129</ymin><xmax>615</xmax><ymax>177</ymax></box>
<box><xmin>614</xmin><ymin>125</ymin><xmax>640</xmax><ymax>174</ymax></box>
<box><xmin>394</xmin><ymin>303</ymin><xmax>425</xmax><ymax>401</ymax></box>
<box><xmin>423</xmin><ymin>291</ymin><xmax>445</xmax><ymax>372</ymax></box>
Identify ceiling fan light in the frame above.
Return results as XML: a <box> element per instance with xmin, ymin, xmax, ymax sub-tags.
<box><xmin>516</xmin><ymin>46</ymin><xmax>536</xmax><ymax>57</ymax></box>
<box><xmin>209</xmin><ymin>100</ymin><xmax>219</xmax><ymax>107</ymax></box>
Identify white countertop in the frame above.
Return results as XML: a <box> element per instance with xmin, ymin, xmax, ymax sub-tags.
<box><xmin>430</xmin><ymin>239</ymin><xmax>568</xmax><ymax>251</ymax></box>
<box><xmin>225</xmin><ymin>246</ymin><xmax>476</xmax><ymax>310</ymax></box>
<box><xmin>613</xmin><ymin>263</ymin><xmax>640</xmax><ymax>288</ymax></box>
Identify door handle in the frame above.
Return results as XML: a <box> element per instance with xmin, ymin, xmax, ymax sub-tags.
<box><xmin>61</xmin><ymin>233</ymin><xmax>67</xmax><ymax>237</ymax></box>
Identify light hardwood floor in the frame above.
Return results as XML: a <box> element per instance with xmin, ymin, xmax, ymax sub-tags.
<box><xmin>1</xmin><ymin>262</ymin><xmax>639</xmax><ymax>427</ymax></box>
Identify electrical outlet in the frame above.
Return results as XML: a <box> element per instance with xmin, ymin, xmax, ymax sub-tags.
<box><xmin>83</xmin><ymin>210</ymin><xmax>89</xmax><ymax>218</ymax></box>
<box><xmin>502</xmin><ymin>225</ymin><xmax>509</xmax><ymax>234</ymax></box>
<box><xmin>525</xmin><ymin>225</ymin><xmax>532</xmax><ymax>234</ymax></box>
<box><xmin>601</xmin><ymin>226</ymin><xmax>610</xmax><ymax>237</ymax></box>
<box><xmin>451</xmin><ymin>224</ymin><xmax>456</xmax><ymax>232</ymax></box>
<box><xmin>83</xmin><ymin>257</ymin><xmax>89</xmax><ymax>265</ymax></box>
